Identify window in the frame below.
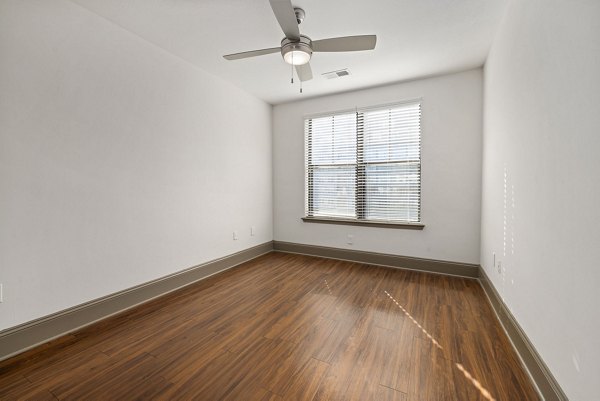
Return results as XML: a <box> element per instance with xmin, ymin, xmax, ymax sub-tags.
<box><xmin>304</xmin><ymin>102</ymin><xmax>422</xmax><ymax>226</ymax></box>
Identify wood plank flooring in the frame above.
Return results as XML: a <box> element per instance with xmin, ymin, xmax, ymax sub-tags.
<box><xmin>0</xmin><ymin>252</ymin><xmax>540</xmax><ymax>400</ymax></box>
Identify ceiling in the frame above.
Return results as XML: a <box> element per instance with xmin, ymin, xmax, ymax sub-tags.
<box><xmin>69</xmin><ymin>0</ymin><xmax>508</xmax><ymax>104</ymax></box>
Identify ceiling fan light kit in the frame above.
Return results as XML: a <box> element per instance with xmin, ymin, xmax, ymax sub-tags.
<box><xmin>281</xmin><ymin>36</ymin><xmax>312</xmax><ymax>65</ymax></box>
<box><xmin>223</xmin><ymin>0</ymin><xmax>377</xmax><ymax>91</ymax></box>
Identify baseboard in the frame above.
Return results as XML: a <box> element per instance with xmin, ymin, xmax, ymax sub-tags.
<box><xmin>478</xmin><ymin>268</ymin><xmax>568</xmax><ymax>401</ymax></box>
<box><xmin>273</xmin><ymin>240</ymin><xmax>479</xmax><ymax>278</ymax></box>
<box><xmin>0</xmin><ymin>241</ymin><xmax>274</xmax><ymax>362</ymax></box>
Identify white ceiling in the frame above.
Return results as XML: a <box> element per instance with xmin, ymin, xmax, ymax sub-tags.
<box><xmin>69</xmin><ymin>0</ymin><xmax>508</xmax><ymax>104</ymax></box>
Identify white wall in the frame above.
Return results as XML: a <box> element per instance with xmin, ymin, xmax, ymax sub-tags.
<box><xmin>0</xmin><ymin>0</ymin><xmax>272</xmax><ymax>331</ymax></box>
<box><xmin>481</xmin><ymin>1</ymin><xmax>600</xmax><ymax>399</ymax></box>
<box><xmin>274</xmin><ymin>69</ymin><xmax>483</xmax><ymax>264</ymax></box>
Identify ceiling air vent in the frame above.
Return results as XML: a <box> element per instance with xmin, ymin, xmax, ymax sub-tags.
<box><xmin>322</xmin><ymin>69</ymin><xmax>350</xmax><ymax>79</ymax></box>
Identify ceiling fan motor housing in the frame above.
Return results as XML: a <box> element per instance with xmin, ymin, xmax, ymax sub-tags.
<box><xmin>281</xmin><ymin>35</ymin><xmax>312</xmax><ymax>65</ymax></box>
<box><xmin>294</xmin><ymin>7</ymin><xmax>305</xmax><ymax>24</ymax></box>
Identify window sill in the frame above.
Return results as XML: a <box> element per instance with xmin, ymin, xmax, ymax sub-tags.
<box><xmin>301</xmin><ymin>217</ymin><xmax>425</xmax><ymax>230</ymax></box>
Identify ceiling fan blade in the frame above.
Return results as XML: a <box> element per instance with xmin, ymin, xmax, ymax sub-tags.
<box><xmin>312</xmin><ymin>35</ymin><xmax>377</xmax><ymax>52</ymax></box>
<box><xmin>269</xmin><ymin>0</ymin><xmax>300</xmax><ymax>40</ymax></box>
<box><xmin>295</xmin><ymin>63</ymin><xmax>313</xmax><ymax>82</ymax></box>
<box><xmin>223</xmin><ymin>47</ymin><xmax>281</xmax><ymax>61</ymax></box>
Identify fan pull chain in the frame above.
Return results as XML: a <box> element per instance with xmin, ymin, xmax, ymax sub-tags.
<box><xmin>300</xmin><ymin>80</ymin><xmax>303</xmax><ymax>93</ymax></box>
<box><xmin>291</xmin><ymin>52</ymin><xmax>294</xmax><ymax>84</ymax></box>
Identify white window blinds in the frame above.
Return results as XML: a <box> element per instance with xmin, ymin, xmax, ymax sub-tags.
<box><xmin>305</xmin><ymin>102</ymin><xmax>421</xmax><ymax>223</ymax></box>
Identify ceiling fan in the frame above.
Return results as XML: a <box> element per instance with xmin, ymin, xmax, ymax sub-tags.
<box><xmin>223</xmin><ymin>0</ymin><xmax>377</xmax><ymax>83</ymax></box>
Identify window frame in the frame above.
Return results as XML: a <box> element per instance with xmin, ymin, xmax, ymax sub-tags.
<box><xmin>303</xmin><ymin>100</ymin><xmax>424</xmax><ymax>230</ymax></box>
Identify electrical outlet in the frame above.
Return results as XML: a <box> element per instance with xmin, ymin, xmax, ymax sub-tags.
<box><xmin>250</xmin><ymin>226</ymin><xmax>255</xmax><ymax>236</ymax></box>
<box><xmin>497</xmin><ymin>260</ymin><xmax>502</xmax><ymax>274</ymax></box>
<box><xmin>0</xmin><ymin>283</ymin><xmax>3</xmax><ymax>303</ymax></box>
<box><xmin>233</xmin><ymin>231</ymin><xmax>238</xmax><ymax>240</ymax></box>
<box><xmin>347</xmin><ymin>234</ymin><xmax>354</xmax><ymax>245</ymax></box>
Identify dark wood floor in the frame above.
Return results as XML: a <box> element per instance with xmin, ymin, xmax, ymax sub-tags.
<box><xmin>0</xmin><ymin>252</ymin><xmax>540</xmax><ymax>401</ymax></box>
